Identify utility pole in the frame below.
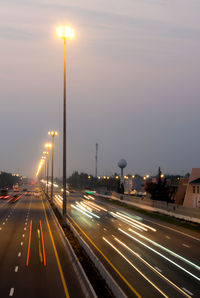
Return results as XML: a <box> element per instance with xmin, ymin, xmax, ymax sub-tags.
<box><xmin>95</xmin><ymin>143</ymin><xmax>98</xmax><ymax>178</ymax></box>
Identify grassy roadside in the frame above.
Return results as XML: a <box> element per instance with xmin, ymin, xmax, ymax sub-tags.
<box><xmin>48</xmin><ymin>197</ymin><xmax>114</xmax><ymax>298</ymax></box>
<box><xmin>98</xmin><ymin>196</ymin><xmax>200</xmax><ymax>233</ymax></box>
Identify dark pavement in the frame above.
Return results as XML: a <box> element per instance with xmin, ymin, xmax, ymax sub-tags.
<box><xmin>54</xmin><ymin>191</ymin><xmax>200</xmax><ymax>298</ymax></box>
<box><xmin>0</xmin><ymin>189</ymin><xmax>85</xmax><ymax>298</ymax></box>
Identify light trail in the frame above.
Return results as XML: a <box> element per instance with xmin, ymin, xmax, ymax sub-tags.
<box><xmin>84</xmin><ymin>200</ymin><xmax>108</xmax><ymax>211</ymax></box>
<box><xmin>116</xmin><ymin>212</ymin><xmax>156</xmax><ymax>232</ymax></box>
<box><xmin>71</xmin><ymin>204</ymin><xmax>93</xmax><ymax>218</ymax></box>
<box><xmin>82</xmin><ymin>201</ymin><xmax>101</xmax><ymax>211</ymax></box>
<box><xmin>114</xmin><ymin>237</ymin><xmax>191</xmax><ymax>298</ymax></box>
<box><xmin>75</xmin><ymin>202</ymin><xmax>100</xmax><ymax>219</ymax></box>
<box><xmin>110</xmin><ymin>212</ymin><xmax>147</xmax><ymax>231</ymax></box>
<box><xmin>119</xmin><ymin>228</ymin><xmax>200</xmax><ymax>282</ymax></box>
<box><xmin>103</xmin><ymin>237</ymin><xmax>168</xmax><ymax>298</ymax></box>
<box><xmin>87</xmin><ymin>195</ymin><xmax>95</xmax><ymax>200</ymax></box>
<box><xmin>128</xmin><ymin>228</ymin><xmax>200</xmax><ymax>272</ymax></box>
<box><xmin>79</xmin><ymin>202</ymin><xmax>93</xmax><ymax>212</ymax></box>
<box><xmin>83</xmin><ymin>195</ymin><xmax>90</xmax><ymax>200</ymax></box>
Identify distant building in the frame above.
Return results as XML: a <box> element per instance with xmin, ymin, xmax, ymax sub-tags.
<box><xmin>183</xmin><ymin>168</ymin><xmax>200</xmax><ymax>208</ymax></box>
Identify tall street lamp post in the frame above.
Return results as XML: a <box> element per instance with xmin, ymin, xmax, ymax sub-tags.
<box><xmin>44</xmin><ymin>144</ymin><xmax>52</xmax><ymax>196</ymax></box>
<box><xmin>43</xmin><ymin>151</ymin><xmax>48</xmax><ymax>192</ymax></box>
<box><xmin>56</xmin><ymin>26</ymin><xmax>75</xmax><ymax>218</ymax></box>
<box><xmin>48</xmin><ymin>131</ymin><xmax>58</xmax><ymax>201</ymax></box>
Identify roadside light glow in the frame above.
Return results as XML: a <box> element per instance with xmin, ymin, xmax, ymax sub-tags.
<box><xmin>132</xmin><ymin>175</ymin><xmax>135</xmax><ymax>178</ymax></box>
<box><xmin>57</xmin><ymin>26</ymin><xmax>75</xmax><ymax>39</ymax></box>
<box><xmin>115</xmin><ymin>176</ymin><xmax>119</xmax><ymax>179</ymax></box>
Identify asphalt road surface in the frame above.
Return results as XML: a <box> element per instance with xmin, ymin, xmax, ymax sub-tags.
<box><xmin>0</xmin><ymin>189</ymin><xmax>85</xmax><ymax>298</ymax></box>
<box><xmin>54</xmin><ymin>191</ymin><xmax>200</xmax><ymax>298</ymax></box>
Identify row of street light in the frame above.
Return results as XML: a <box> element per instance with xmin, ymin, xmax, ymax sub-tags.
<box><xmin>36</xmin><ymin>26</ymin><xmax>74</xmax><ymax>219</ymax></box>
<box><xmin>36</xmin><ymin>131</ymin><xmax>58</xmax><ymax>200</ymax></box>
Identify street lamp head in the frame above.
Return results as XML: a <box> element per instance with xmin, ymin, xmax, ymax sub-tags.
<box><xmin>45</xmin><ymin>143</ymin><xmax>52</xmax><ymax>149</ymax></box>
<box><xmin>43</xmin><ymin>151</ymin><xmax>48</xmax><ymax>155</ymax></box>
<box><xmin>56</xmin><ymin>26</ymin><xmax>75</xmax><ymax>39</ymax></box>
<box><xmin>48</xmin><ymin>131</ymin><xmax>58</xmax><ymax>136</ymax></box>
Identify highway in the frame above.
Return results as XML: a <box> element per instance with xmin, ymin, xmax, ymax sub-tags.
<box><xmin>0</xmin><ymin>189</ymin><xmax>85</xmax><ymax>298</ymax></box>
<box><xmin>54</xmin><ymin>191</ymin><xmax>200</xmax><ymax>298</ymax></box>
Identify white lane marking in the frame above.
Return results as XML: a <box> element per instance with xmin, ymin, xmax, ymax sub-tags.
<box><xmin>18</xmin><ymin>252</ymin><xmax>21</xmax><ymax>257</ymax></box>
<box><xmin>97</xmin><ymin>223</ymin><xmax>100</xmax><ymax>226</ymax></box>
<box><xmin>165</xmin><ymin>236</ymin><xmax>170</xmax><ymax>239</ymax></box>
<box><xmin>146</xmin><ymin>219</ymin><xmax>200</xmax><ymax>241</ymax></box>
<box><xmin>6</xmin><ymin>218</ymin><xmax>8</xmax><ymax>221</ymax></box>
<box><xmin>24</xmin><ymin>227</ymin><xmax>26</xmax><ymax>230</ymax></box>
<box><xmin>22</xmin><ymin>234</ymin><xmax>25</xmax><ymax>238</ymax></box>
<box><xmin>8</xmin><ymin>215</ymin><xmax>10</xmax><ymax>217</ymax></box>
<box><xmin>20</xmin><ymin>242</ymin><xmax>23</xmax><ymax>246</ymax></box>
<box><xmin>0</xmin><ymin>227</ymin><xmax>2</xmax><ymax>230</ymax></box>
<box><xmin>182</xmin><ymin>243</ymin><xmax>190</xmax><ymax>248</ymax></box>
<box><xmin>25</xmin><ymin>222</ymin><xmax>27</xmax><ymax>225</ymax></box>
<box><xmin>155</xmin><ymin>267</ymin><xmax>162</xmax><ymax>272</ymax></box>
<box><xmin>9</xmin><ymin>288</ymin><xmax>14</xmax><ymax>296</ymax></box>
<box><xmin>15</xmin><ymin>266</ymin><xmax>18</xmax><ymax>272</ymax></box>
<box><xmin>3</xmin><ymin>222</ymin><xmax>5</xmax><ymax>225</ymax></box>
<box><xmin>103</xmin><ymin>228</ymin><xmax>107</xmax><ymax>231</ymax></box>
<box><xmin>182</xmin><ymin>287</ymin><xmax>193</xmax><ymax>296</ymax></box>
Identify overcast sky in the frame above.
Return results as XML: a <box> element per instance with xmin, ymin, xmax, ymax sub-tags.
<box><xmin>0</xmin><ymin>0</ymin><xmax>200</xmax><ymax>178</ymax></box>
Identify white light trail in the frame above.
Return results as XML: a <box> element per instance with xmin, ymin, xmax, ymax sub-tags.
<box><xmin>87</xmin><ymin>195</ymin><xmax>95</xmax><ymax>200</ymax></box>
<box><xmin>110</xmin><ymin>212</ymin><xmax>147</xmax><ymax>231</ymax></box>
<box><xmin>82</xmin><ymin>201</ymin><xmax>101</xmax><ymax>211</ymax></box>
<box><xmin>85</xmin><ymin>201</ymin><xmax>108</xmax><ymax>211</ymax></box>
<box><xmin>116</xmin><ymin>212</ymin><xmax>156</xmax><ymax>232</ymax></box>
<box><xmin>119</xmin><ymin>228</ymin><xmax>200</xmax><ymax>282</ymax></box>
<box><xmin>75</xmin><ymin>202</ymin><xmax>100</xmax><ymax>219</ymax></box>
<box><xmin>103</xmin><ymin>237</ymin><xmax>168</xmax><ymax>298</ymax></box>
<box><xmin>128</xmin><ymin>228</ymin><xmax>200</xmax><ymax>272</ymax></box>
<box><xmin>114</xmin><ymin>237</ymin><xmax>191</xmax><ymax>298</ymax></box>
<box><xmin>71</xmin><ymin>204</ymin><xmax>93</xmax><ymax>218</ymax></box>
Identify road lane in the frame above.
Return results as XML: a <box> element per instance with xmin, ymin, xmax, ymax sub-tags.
<box><xmin>53</xmin><ymin>192</ymin><xmax>200</xmax><ymax>297</ymax></box>
<box><xmin>0</xmin><ymin>190</ymin><xmax>85</xmax><ymax>298</ymax></box>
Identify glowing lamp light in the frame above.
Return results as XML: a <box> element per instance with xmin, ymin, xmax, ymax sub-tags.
<box><xmin>45</xmin><ymin>143</ymin><xmax>52</xmax><ymax>149</ymax></box>
<box><xmin>56</xmin><ymin>26</ymin><xmax>75</xmax><ymax>39</ymax></box>
<box><xmin>48</xmin><ymin>131</ymin><xmax>58</xmax><ymax>136</ymax></box>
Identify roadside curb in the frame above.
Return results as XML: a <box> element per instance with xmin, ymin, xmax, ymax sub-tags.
<box><xmin>44</xmin><ymin>196</ymin><xmax>97</xmax><ymax>298</ymax></box>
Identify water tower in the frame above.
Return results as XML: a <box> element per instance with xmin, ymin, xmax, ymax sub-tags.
<box><xmin>118</xmin><ymin>159</ymin><xmax>127</xmax><ymax>178</ymax></box>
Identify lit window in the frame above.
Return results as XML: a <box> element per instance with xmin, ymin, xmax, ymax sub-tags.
<box><xmin>193</xmin><ymin>186</ymin><xmax>195</xmax><ymax>194</ymax></box>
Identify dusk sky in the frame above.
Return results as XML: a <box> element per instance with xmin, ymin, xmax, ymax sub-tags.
<box><xmin>1</xmin><ymin>0</ymin><xmax>200</xmax><ymax>178</ymax></box>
